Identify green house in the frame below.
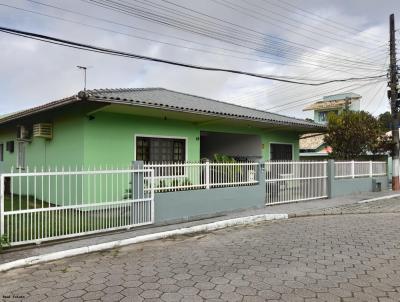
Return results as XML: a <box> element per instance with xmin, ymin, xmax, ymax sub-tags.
<box><xmin>0</xmin><ymin>88</ymin><xmax>324</xmax><ymax>171</ymax></box>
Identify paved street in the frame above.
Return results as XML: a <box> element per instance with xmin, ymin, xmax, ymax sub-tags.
<box><xmin>2</xmin><ymin>210</ymin><xmax>400</xmax><ymax>302</ymax></box>
<box><xmin>1</xmin><ymin>191</ymin><xmax>393</xmax><ymax>266</ymax></box>
<box><xmin>293</xmin><ymin>197</ymin><xmax>400</xmax><ymax>217</ymax></box>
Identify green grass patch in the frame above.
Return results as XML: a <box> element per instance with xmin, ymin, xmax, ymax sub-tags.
<box><xmin>4</xmin><ymin>194</ymin><xmax>51</xmax><ymax>211</ymax></box>
<box><xmin>3</xmin><ymin>194</ymin><xmax>144</xmax><ymax>245</ymax></box>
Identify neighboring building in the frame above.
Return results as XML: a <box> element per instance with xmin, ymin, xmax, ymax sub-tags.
<box><xmin>299</xmin><ymin>133</ymin><xmax>332</xmax><ymax>160</ymax></box>
<box><xmin>300</xmin><ymin>92</ymin><xmax>361</xmax><ymax>159</ymax></box>
<box><xmin>0</xmin><ymin>88</ymin><xmax>324</xmax><ymax>170</ymax></box>
<box><xmin>303</xmin><ymin>92</ymin><xmax>362</xmax><ymax>125</ymax></box>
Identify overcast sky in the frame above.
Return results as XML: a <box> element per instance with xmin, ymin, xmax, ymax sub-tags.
<box><xmin>1</xmin><ymin>0</ymin><xmax>399</xmax><ymax>119</ymax></box>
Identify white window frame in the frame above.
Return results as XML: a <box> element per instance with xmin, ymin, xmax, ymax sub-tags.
<box><xmin>133</xmin><ymin>134</ymin><xmax>188</xmax><ymax>162</ymax></box>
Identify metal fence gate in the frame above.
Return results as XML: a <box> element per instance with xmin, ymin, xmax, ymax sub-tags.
<box><xmin>0</xmin><ymin>167</ymin><xmax>154</xmax><ymax>246</ymax></box>
<box><xmin>265</xmin><ymin>161</ymin><xmax>328</xmax><ymax>205</ymax></box>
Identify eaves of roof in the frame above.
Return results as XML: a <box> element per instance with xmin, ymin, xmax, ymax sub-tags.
<box><xmin>86</xmin><ymin>88</ymin><xmax>326</xmax><ymax>130</ymax></box>
<box><xmin>0</xmin><ymin>88</ymin><xmax>326</xmax><ymax>131</ymax></box>
<box><xmin>0</xmin><ymin>96</ymin><xmax>79</xmax><ymax>126</ymax></box>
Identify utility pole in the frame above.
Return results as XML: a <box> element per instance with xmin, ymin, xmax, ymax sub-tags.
<box><xmin>389</xmin><ymin>14</ymin><xmax>400</xmax><ymax>190</ymax></box>
<box><xmin>77</xmin><ymin>65</ymin><xmax>88</xmax><ymax>91</ymax></box>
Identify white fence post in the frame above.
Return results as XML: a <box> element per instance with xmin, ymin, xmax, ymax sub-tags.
<box><xmin>150</xmin><ymin>169</ymin><xmax>155</xmax><ymax>223</ymax></box>
<box><xmin>369</xmin><ymin>161</ymin><xmax>373</xmax><ymax>178</ymax></box>
<box><xmin>351</xmin><ymin>160</ymin><xmax>355</xmax><ymax>178</ymax></box>
<box><xmin>205</xmin><ymin>161</ymin><xmax>210</xmax><ymax>190</ymax></box>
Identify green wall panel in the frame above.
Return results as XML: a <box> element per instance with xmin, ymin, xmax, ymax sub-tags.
<box><xmin>83</xmin><ymin>112</ymin><xmax>301</xmax><ymax>166</ymax></box>
<box><xmin>1</xmin><ymin>109</ymin><xmax>302</xmax><ymax>172</ymax></box>
<box><xmin>83</xmin><ymin>112</ymin><xmax>201</xmax><ymax>167</ymax></box>
<box><xmin>0</xmin><ymin>115</ymin><xmax>84</xmax><ymax>172</ymax></box>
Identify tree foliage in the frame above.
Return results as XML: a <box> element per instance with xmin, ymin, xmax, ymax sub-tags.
<box><xmin>324</xmin><ymin>110</ymin><xmax>393</xmax><ymax>160</ymax></box>
<box><xmin>377</xmin><ymin>111</ymin><xmax>393</xmax><ymax>132</ymax></box>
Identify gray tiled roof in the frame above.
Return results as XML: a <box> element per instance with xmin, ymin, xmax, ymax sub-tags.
<box><xmin>87</xmin><ymin>88</ymin><xmax>324</xmax><ymax>129</ymax></box>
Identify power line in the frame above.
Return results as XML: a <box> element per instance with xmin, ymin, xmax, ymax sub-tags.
<box><xmin>229</xmin><ymin>55</ymin><xmax>388</xmax><ymax>106</ymax></box>
<box><xmin>22</xmin><ymin>0</ymin><xmax>307</xmax><ymax>66</ymax></box>
<box><xmin>211</xmin><ymin>0</ymin><xmax>380</xmax><ymax>50</ymax></box>
<box><xmin>371</xmin><ymin>83</ymin><xmax>390</xmax><ymax>114</ymax></box>
<box><xmin>0</xmin><ymin>26</ymin><xmax>387</xmax><ymax>86</ymax></box>
<box><xmin>139</xmin><ymin>0</ymin><xmax>387</xmax><ymax>70</ymax></box>
<box><xmin>241</xmin><ymin>0</ymin><xmax>383</xmax><ymax>47</ymax></box>
<box><xmin>271</xmin><ymin>80</ymin><xmax>386</xmax><ymax>113</ymax></box>
<box><xmin>269</xmin><ymin>79</ymin><xmax>386</xmax><ymax>112</ymax></box>
<box><xmin>263</xmin><ymin>0</ymin><xmax>383</xmax><ymax>42</ymax></box>
<box><xmin>6</xmin><ymin>0</ymin><xmax>389</xmax><ymax>113</ymax></box>
<box><xmin>365</xmin><ymin>82</ymin><xmax>387</xmax><ymax>111</ymax></box>
<box><xmin>263</xmin><ymin>79</ymin><xmax>386</xmax><ymax>112</ymax></box>
<box><xmin>84</xmin><ymin>0</ymin><xmax>386</xmax><ymax>71</ymax></box>
<box><xmin>14</xmin><ymin>1</ymin><xmax>386</xmax><ymax>73</ymax></box>
<box><xmin>17</xmin><ymin>1</ymin><xmax>386</xmax><ymax>74</ymax></box>
<box><xmin>362</xmin><ymin>57</ymin><xmax>390</xmax><ymax>110</ymax></box>
<box><xmin>2</xmin><ymin>3</ymin><xmax>321</xmax><ymax>67</ymax></box>
<box><xmin>2</xmin><ymin>1</ymin><xmax>390</xmax><ymax>113</ymax></box>
<box><xmin>154</xmin><ymin>0</ymin><xmax>386</xmax><ymax>66</ymax></box>
<box><xmin>75</xmin><ymin>1</ymin><xmax>378</xmax><ymax>71</ymax></box>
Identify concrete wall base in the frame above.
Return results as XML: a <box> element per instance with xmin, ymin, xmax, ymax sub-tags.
<box><xmin>154</xmin><ymin>183</ymin><xmax>265</xmax><ymax>224</ymax></box>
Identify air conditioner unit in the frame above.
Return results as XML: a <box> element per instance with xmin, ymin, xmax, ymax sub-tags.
<box><xmin>16</xmin><ymin>125</ymin><xmax>31</xmax><ymax>141</ymax></box>
<box><xmin>33</xmin><ymin>123</ymin><xmax>53</xmax><ymax>139</ymax></box>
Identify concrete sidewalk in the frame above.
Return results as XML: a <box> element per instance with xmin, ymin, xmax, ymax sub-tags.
<box><xmin>0</xmin><ymin>190</ymin><xmax>396</xmax><ymax>267</ymax></box>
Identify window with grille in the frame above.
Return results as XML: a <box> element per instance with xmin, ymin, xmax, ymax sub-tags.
<box><xmin>136</xmin><ymin>137</ymin><xmax>186</xmax><ymax>162</ymax></box>
<box><xmin>270</xmin><ymin>143</ymin><xmax>293</xmax><ymax>161</ymax></box>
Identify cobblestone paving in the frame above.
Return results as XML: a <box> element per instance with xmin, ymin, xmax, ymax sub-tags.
<box><xmin>1</xmin><ymin>213</ymin><xmax>400</xmax><ymax>302</ymax></box>
<box><xmin>296</xmin><ymin>197</ymin><xmax>400</xmax><ymax>217</ymax></box>
<box><xmin>0</xmin><ymin>191</ymin><xmax>393</xmax><ymax>266</ymax></box>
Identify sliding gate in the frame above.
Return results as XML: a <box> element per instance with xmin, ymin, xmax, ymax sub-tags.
<box><xmin>0</xmin><ymin>167</ymin><xmax>155</xmax><ymax>246</ymax></box>
<box><xmin>265</xmin><ymin>161</ymin><xmax>328</xmax><ymax>205</ymax></box>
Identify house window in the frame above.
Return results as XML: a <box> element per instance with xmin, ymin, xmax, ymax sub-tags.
<box><xmin>6</xmin><ymin>141</ymin><xmax>14</xmax><ymax>153</ymax></box>
<box><xmin>319</xmin><ymin>111</ymin><xmax>328</xmax><ymax>122</ymax></box>
<box><xmin>270</xmin><ymin>143</ymin><xmax>293</xmax><ymax>161</ymax></box>
<box><xmin>136</xmin><ymin>137</ymin><xmax>186</xmax><ymax>162</ymax></box>
<box><xmin>318</xmin><ymin>110</ymin><xmax>338</xmax><ymax>122</ymax></box>
<box><xmin>17</xmin><ymin>141</ymin><xmax>26</xmax><ymax>169</ymax></box>
<box><xmin>0</xmin><ymin>143</ymin><xmax>3</xmax><ymax>161</ymax></box>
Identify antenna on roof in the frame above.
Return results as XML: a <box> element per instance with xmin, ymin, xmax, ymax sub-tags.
<box><xmin>76</xmin><ymin>66</ymin><xmax>91</xmax><ymax>91</ymax></box>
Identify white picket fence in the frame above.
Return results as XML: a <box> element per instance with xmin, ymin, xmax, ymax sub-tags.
<box><xmin>335</xmin><ymin>161</ymin><xmax>387</xmax><ymax>178</ymax></box>
<box><xmin>144</xmin><ymin>162</ymin><xmax>259</xmax><ymax>192</ymax></box>
<box><xmin>265</xmin><ymin>161</ymin><xmax>328</xmax><ymax>205</ymax></box>
<box><xmin>0</xmin><ymin>167</ymin><xmax>155</xmax><ymax>246</ymax></box>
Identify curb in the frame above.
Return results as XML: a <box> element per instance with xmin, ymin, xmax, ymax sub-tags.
<box><xmin>0</xmin><ymin>213</ymin><xmax>288</xmax><ymax>272</ymax></box>
<box><xmin>357</xmin><ymin>193</ymin><xmax>400</xmax><ymax>204</ymax></box>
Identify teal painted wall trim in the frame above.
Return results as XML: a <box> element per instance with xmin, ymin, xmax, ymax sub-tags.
<box><xmin>154</xmin><ymin>183</ymin><xmax>265</xmax><ymax>224</ymax></box>
<box><xmin>134</xmin><ymin>159</ymin><xmax>266</xmax><ymax>225</ymax></box>
<box><xmin>327</xmin><ymin>160</ymin><xmax>389</xmax><ymax>198</ymax></box>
